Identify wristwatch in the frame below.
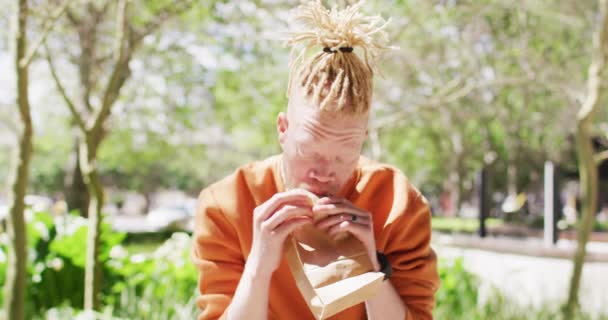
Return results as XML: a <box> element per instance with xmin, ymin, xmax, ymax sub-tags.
<box><xmin>376</xmin><ymin>251</ymin><xmax>393</xmax><ymax>281</ymax></box>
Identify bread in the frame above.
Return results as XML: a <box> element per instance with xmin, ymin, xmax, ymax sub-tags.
<box><xmin>298</xmin><ymin>189</ymin><xmax>324</xmax><ymax>222</ymax></box>
<box><xmin>298</xmin><ymin>189</ymin><xmax>349</xmax><ymax>240</ymax></box>
<box><xmin>300</xmin><ymin>189</ymin><xmax>320</xmax><ymax>206</ymax></box>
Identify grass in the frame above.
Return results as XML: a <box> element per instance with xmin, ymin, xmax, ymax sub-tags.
<box><xmin>595</xmin><ymin>220</ymin><xmax>608</xmax><ymax>232</ymax></box>
<box><xmin>123</xmin><ymin>231</ymin><xmax>174</xmax><ymax>254</ymax></box>
<box><xmin>432</xmin><ymin>216</ymin><xmax>504</xmax><ymax>233</ymax></box>
<box><xmin>125</xmin><ymin>241</ymin><xmax>164</xmax><ymax>255</ymax></box>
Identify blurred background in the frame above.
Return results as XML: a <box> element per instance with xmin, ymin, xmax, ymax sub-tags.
<box><xmin>1</xmin><ymin>0</ymin><xmax>608</xmax><ymax>319</ymax></box>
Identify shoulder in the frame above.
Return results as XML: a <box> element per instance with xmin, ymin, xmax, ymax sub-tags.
<box><xmin>355</xmin><ymin>156</ymin><xmax>429</xmax><ymax>224</ymax></box>
<box><xmin>357</xmin><ymin>156</ymin><xmax>423</xmax><ymax>201</ymax></box>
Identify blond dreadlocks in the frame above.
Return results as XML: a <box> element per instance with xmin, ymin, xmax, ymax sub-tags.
<box><xmin>286</xmin><ymin>0</ymin><xmax>393</xmax><ymax>115</ymax></box>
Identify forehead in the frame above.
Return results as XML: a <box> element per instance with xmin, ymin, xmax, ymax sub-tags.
<box><xmin>287</xmin><ymin>86</ymin><xmax>369</xmax><ymax>134</ymax></box>
<box><xmin>288</xmin><ymin>106</ymin><xmax>367</xmax><ymax>146</ymax></box>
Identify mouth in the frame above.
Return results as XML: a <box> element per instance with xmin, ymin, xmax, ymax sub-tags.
<box><xmin>305</xmin><ymin>188</ymin><xmax>330</xmax><ymax>198</ymax></box>
<box><xmin>295</xmin><ymin>182</ymin><xmax>334</xmax><ymax>197</ymax></box>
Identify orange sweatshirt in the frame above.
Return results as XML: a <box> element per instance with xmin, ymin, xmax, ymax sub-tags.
<box><xmin>191</xmin><ymin>155</ymin><xmax>439</xmax><ymax>320</ymax></box>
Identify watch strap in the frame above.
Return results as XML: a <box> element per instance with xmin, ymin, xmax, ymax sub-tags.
<box><xmin>376</xmin><ymin>251</ymin><xmax>393</xmax><ymax>281</ymax></box>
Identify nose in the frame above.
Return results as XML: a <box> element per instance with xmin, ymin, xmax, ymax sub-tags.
<box><xmin>309</xmin><ymin>162</ymin><xmax>335</xmax><ymax>183</ymax></box>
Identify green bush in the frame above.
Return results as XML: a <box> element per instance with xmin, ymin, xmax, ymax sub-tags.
<box><xmin>0</xmin><ymin>211</ymin><xmax>198</xmax><ymax>319</ymax></box>
<box><xmin>106</xmin><ymin>232</ymin><xmax>198</xmax><ymax>319</ymax></box>
<box><xmin>435</xmin><ymin>258</ymin><xmax>479</xmax><ymax>319</ymax></box>
<box><xmin>28</xmin><ymin>232</ymin><xmax>198</xmax><ymax>320</ymax></box>
<box><xmin>0</xmin><ymin>211</ymin><xmax>126</xmax><ymax>316</ymax></box>
<box><xmin>594</xmin><ymin>220</ymin><xmax>608</xmax><ymax>232</ymax></box>
<box><xmin>566</xmin><ymin>219</ymin><xmax>608</xmax><ymax>232</ymax></box>
<box><xmin>3</xmin><ymin>212</ymin><xmax>606</xmax><ymax>319</ymax></box>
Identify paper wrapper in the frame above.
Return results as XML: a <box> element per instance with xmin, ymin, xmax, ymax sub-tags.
<box><xmin>285</xmin><ymin>226</ymin><xmax>384</xmax><ymax>319</ymax></box>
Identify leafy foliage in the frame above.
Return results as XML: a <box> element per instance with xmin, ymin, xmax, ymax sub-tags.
<box><xmin>0</xmin><ymin>212</ymin><xmax>196</xmax><ymax>319</ymax></box>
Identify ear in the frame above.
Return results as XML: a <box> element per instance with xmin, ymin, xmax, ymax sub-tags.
<box><xmin>277</xmin><ymin>112</ymin><xmax>289</xmax><ymax>146</ymax></box>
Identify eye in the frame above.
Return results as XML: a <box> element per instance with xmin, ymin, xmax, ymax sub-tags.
<box><xmin>338</xmin><ymin>154</ymin><xmax>358</xmax><ymax>165</ymax></box>
<box><xmin>296</xmin><ymin>145</ymin><xmax>315</xmax><ymax>160</ymax></box>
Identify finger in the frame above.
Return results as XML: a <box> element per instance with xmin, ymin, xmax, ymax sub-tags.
<box><xmin>256</xmin><ymin>190</ymin><xmax>316</xmax><ymax>221</ymax></box>
<box><xmin>317</xmin><ymin>196</ymin><xmax>342</xmax><ymax>205</ymax></box>
<box><xmin>328</xmin><ymin>220</ymin><xmax>370</xmax><ymax>240</ymax></box>
<box><xmin>275</xmin><ymin>216</ymin><xmax>313</xmax><ymax>239</ymax></box>
<box><xmin>268</xmin><ymin>201</ymin><xmax>313</xmax><ymax>219</ymax></box>
<box><xmin>319</xmin><ymin>196</ymin><xmax>355</xmax><ymax>205</ymax></box>
<box><xmin>316</xmin><ymin>213</ymin><xmax>370</xmax><ymax>229</ymax></box>
<box><xmin>313</xmin><ymin>203</ymin><xmax>369</xmax><ymax>219</ymax></box>
<box><xmin>316</xmin><ymin>213</ymin><xmax>371</xmax><ymax>230</ymax></box>
<box><xmin>315</xmin><ymin>197</ymin><xmax>333</xmax><ymax>205</ymax></box>
<box><xmin>262</xmin><ymin>205</ymin><xmax>313</xmax><ymax>230</ymax></box>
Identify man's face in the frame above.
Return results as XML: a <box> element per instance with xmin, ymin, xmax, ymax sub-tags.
<box><xmin>277</xmin><ymin>88</ymin><xmax>368</xmax><ymax>196</ymax></box>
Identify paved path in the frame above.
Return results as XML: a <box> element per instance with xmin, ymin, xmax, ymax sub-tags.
<box><xmin>435</xmin><ymin>241</ymin><xmax>608</xmax><ymax>317</ymax></box>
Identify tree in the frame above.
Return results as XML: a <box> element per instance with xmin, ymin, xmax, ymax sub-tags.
<box><xmin>367</xmin><ymin>0</ymin><xmax>592</xmax><ymax>213</ymax></box>
<box><xmin>3</xmin><ymin>3</ymin><xmax>32</xmax><ymax>319</ymax></box>
<box><xmin>3</xmin><ymin>1</ymin><xmax>67</xmax><ymax>319</ymax></box>
<box><xmin>564</xmin><ymin>0</ymin><xmax>608</xmax><ymax>316</ymax></box>
<box><xmin>44</xmin><ymin>0</ymin><xmax>192</xmax><ymax>310</ymax></box>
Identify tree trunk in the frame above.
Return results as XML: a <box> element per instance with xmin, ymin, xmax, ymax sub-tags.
<box><xmin>565</xmin><ymin>120</ymin><xmax>599</xmax><ymax>316</ymax></box>
<box><xmin>450</xmin><ymin>132</ymin><xmax>463</xmax><ymax>216</ymax></box>
<box><xmin>507</xmin><ymin>162</ymin><xmax>517</xmax><ymax>197</ymax></box>
<box><xmin>143</xmin><ymin>191</ymin><xmax>153</xmax><ymax>215</ymax></box>
<box><xmin>564</xmin><ymin>0</ymin><xmax>608</xmax><ymax>316</ymax></box>
<box><xmin>40</xmin><ymin>0</ymin><xmax>191</xmax><ymax>310</ymax></box>
<box><xmin>448</xmin><ymin>171</ymin><xmax>461</xmax><ymax>216</ymax></box>
<box><xmin>3</xmin><ymin>1</ymin><xmax>32</xmax><ymax>319</ymax></box>
<box><xmin>65</xmin><ymin>138</ymin><xmax>90</xmax><ymax>217</ymax></box>
<box><xmin>82</xmin><ymin>139</ymin><xmax>104</xmax><ymax>311</ymax></box>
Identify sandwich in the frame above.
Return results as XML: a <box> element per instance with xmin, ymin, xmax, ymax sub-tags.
<box><xmin>299</xmin><ymin>189</ymin><xmax>349</xmax><ymax>240</ymax></box>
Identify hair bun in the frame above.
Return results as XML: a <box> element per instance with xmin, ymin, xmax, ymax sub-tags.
<box><xmin>287</xmin><ymin>0</ymin><xmax>393</xmax><ymax>67</ymax></box>
<box><xmin>284</xmin><ymin>1</ymin><xmax>396</xmax><ymax>114</ymax></box>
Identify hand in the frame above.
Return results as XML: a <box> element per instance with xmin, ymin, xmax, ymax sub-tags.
<box><xmin>313</xmin><ymin>197</ymin><xmax>381</xmax><ymax>271</ymax></box>
<box><xmin>247</xmin><ymin>189</ymin><xmax>314</xmax><ymax>278</ymax></box>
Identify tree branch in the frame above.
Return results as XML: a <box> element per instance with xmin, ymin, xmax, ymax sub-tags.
<box><xmin>90</xmin><ymin>0</ymin><xmax>128</xmax><ymax>136</ymax></box>
<box><xmin>578</xmin><ymin>0</ymin><xmax>608</xmax><ymax>121</ymax></box>
<box><xmin>44</xmin><ymin>42</ymin><xmax>87</xmax><ymax>132</ymax></box>
<box><xmin>113</xmin><ymin>0</ymin><xmax>127</xmax><ymax>62</ymax></box>
<box><xmin>372</xmin><ymin>79</ymin><xmax>475</xmax><ymax>129</ymax></box>
<box><xmin>595</xmin><ymin>150</ymin><xmax>608</xmax><ymax>165</ymax></box>
<box><xmin>91</xmin><ymin>1</ymin><xmax>110</xmax><ymax>22</ymax></box>
<box><xmin>130</xmin><ymin>0</ymin><xmax>193</xmax><ymax>45</ymax></box>
<box><xmin>89</xmin><ymin>0</ymin><xmax>193</xmax><ymax>137</ymax></box>
<box><xmin>21</xmin><ymin>0</ymin><xmax>71</xmax><ymax>68</ymax></box>
<box><xmin>65</xmin><ymin>7</ymin><xmax>81</xmax><ymax>27</ymax></box>
<box><xmin>372</xmin><ymin>74</ymin><xmax>534</xmax><ymax>130</ymax></box>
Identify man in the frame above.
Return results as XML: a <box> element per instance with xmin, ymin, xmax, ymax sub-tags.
<box><xmin>191</xmin><ymin>1</ymin><xmax>439</xmax><ymax>319</ymax></box>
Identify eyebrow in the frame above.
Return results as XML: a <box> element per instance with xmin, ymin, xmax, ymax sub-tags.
<box><xmin>344</xmin><ymin>143</ymin><xmax>360</xmax><ymax>149</ymax></box>
<box><xmin>300</xmin><ymin>121</ymin><xmax>365</xmax><ymax>141</ymax></box>
<box><xmin>301</xmin><ymin>135</ymin><xmax>361</xmax><ymax>152</ymax></box>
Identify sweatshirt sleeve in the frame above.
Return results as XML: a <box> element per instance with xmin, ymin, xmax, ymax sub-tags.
<box><xmin>191</xmin><ymin>187</ymin><xmax>244</xmax><ymax>320</ymax></box>
<box><xmin>382</xmin><ymin>192</ymin><xmax>440</xmax><ymax>320</ymax></box>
